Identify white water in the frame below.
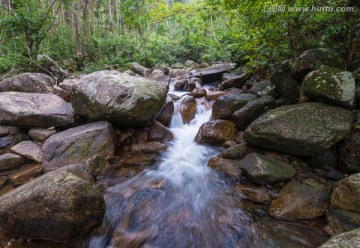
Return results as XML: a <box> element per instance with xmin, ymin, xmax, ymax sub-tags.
<box><xmin>88</xmin><ymin>84</ymin><xmax>253</xmax><ymax>248</ymax></box>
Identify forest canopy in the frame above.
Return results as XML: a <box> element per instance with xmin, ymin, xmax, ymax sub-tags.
<box><xmin>0</xmin><ymin>0</ymin><xmax>359</xmax><ymax>76</ymax></box>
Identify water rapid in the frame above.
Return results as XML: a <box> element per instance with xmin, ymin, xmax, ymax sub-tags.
<box><xmin>88</xmin><ymin>85</ymin><xmax>255</xmax><ymax>248</ymax></box>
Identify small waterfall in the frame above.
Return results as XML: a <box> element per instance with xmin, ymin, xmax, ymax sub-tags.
<box><xmin>88</xmin><ymin>83</ymin><xmax>255</xmax><ymax>248</ymax></box>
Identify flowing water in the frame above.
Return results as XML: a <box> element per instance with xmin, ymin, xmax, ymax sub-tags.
<box><xmin>87</xmin><ymin>83</ymin><xmax>329</xmax><ymax>248</ymax></box>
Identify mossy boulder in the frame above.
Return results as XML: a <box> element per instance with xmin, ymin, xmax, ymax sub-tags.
<box><xmin>301</xmin><ymin>67</ymin><xmax>355</xmax><ymax>108</ymax></box>
<box><xmin>0</xmin><ymin>163</ymin><xmax>105</xmax><ymax>242</ymax></box>
<box><xmin>70</xmin><ymin>70</ymin><xmax>168</xmax><ymax>127</ymax></box>
<box><xmin>42</xmin><ymin>121</ymin><xmax>116</xmax><ymax>172</ymax></box>
<box><xmin>244</xmin><ymin>102</ymin><xmax>352</xmax><ymax>156</ymax></box>
<box><xmin>270</xmin><ymin>48</ymin><xmax>343</xmax><ymax>103</ymax></box>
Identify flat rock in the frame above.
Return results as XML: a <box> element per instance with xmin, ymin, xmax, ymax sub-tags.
<box><xmin>42</xmin><ymin>121</ymin><xmax>116</xmax><ymax>172</ymax></box>
<box><xmin>11</xmin><ymin>141</ymin><xmax>42</xmax><ymax>162</ymax></box>
<box><xmin>239</xmin><ymin>153</ymin><xmax>296</xmax><ymax>185</ymax></box>
<box><xmin>244</xmin><ymin>102</ymin><xmax>352</xmax><ymax>156</ymax></box>
<box><xmin>0</xmin><ymin>163</ymin><xmax>105</xmax><ymax>241</ymax></box>
<box><xmin>0</xmin><ymin>92</ymin><xmax>74</xmax><ymax>127</ymax></box>
<box><xmin>195</xmin><ymin>64</ymin><xmax>234</xmax><ymax>84</ymax></box>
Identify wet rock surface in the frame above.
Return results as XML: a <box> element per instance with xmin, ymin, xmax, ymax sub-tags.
<box><xmin>195</xmin><ymin>120</ymin><xmax>237</xmax><ymax>145</ymax></box>
<box><xmin>269</xmin><ymin>178</ymin><xmax>332</xmax><ymax>220</ymax></box>
<box><xmin>208</xmin><ymin>157</ymin><xmax>242</xmax><ymax>179</ymax></box>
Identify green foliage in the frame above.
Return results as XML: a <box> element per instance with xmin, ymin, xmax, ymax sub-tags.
<box><xmin>0</xmin><ymin>0</ymin><xmax>359</xmax><ymax>75</ymax></box>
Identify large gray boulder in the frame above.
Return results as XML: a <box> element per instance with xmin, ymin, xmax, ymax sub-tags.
<box><xmin>0</xmin><ymin>73</ymin><xmax>55</xmax><ymax>93</ymax></box>
<box><xmin>239</xmin><ymin>153</ymin><xmax>296</xmax><ymax>185</ymax></box>
<box><xmin>0</xmin><ymin>92</ymin><xmax>74</xmax><ymax>127</ymax></box>
<box><xmin>270</xmin><ymin>48</ymin><xmax>343</xmax><ymax>103</ymax></box>
<box><xmin>70</xmin><ymin>71</ymin><xmax>168</xmax><ymax>126</ymax></box>
<box><xmin>0</xmin><ymin>163</ymin><xmax>105</xmax><ymax>241</ymax></box>
<box><xmin>42</xmin><ymin>121</ymin><xmax>116</xmax><ymax>172</ymax></box>
<box><xmin>301</xmin><ymin>67</ymin><xmax>355</xmax><ymax>108</ymax></box>
<box><xmin>244</xmin><ymin>103</ymin><xmax>352</xmax><ymax>156</ymax></box>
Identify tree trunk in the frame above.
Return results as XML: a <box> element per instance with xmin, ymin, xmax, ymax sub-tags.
<box><xmin>82</xmin><ymin>0</ymin><xmax>88</xmax><ymax>38</ymax></box>
<box><xmin>72</xmin><ymin>2</ymin><xmax>82</xmax><ymax>57</ymax></box>
<box><xmin>108</xmin><ymin>0</ymin><xmax>113</xmax><ymax>31</ymax></box>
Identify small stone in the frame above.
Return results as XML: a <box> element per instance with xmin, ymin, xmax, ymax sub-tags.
<box><xmin>10</xmin><ymin>141</ymin><xmax>42</xmax><ymax>162</ymax></box>
<box><xmin>234</xmin><ymin>181</ymin><xmax>272</xmax><ymax>204</ymax></box>
<box><xmin>131</xmin><ymin>142</ymin><xmax>168</xmax><ymax>153</ymax></box>
<box><xmin>195</xmin><ymin>120</ymin><xmax>237</xmax><ymax>145</ymax></box>
<box><xmin>148</xmin><ymin>122</ymin><xmax>173</xmax><ymax>141</ymax></box>
<box><xmin>0</xmin><ymin>153</ymin><xmax>25</xmax><ymax>172</ymax></box>
<box><xmin>239</xmin><ymin>153</ymin><xmax>297</xmax><ymax>185</ymax></box>
<box><xmin>28</xmin><ymin>128</ymin><xmax>56</xmax><ymax>142</ymax></box>
<box><xmin>208</xmin><ymin>157</ymin><xmax>242</xmax><ymax>180</ymax></box>
<box><xmin>220</xmin><ymin>144</ymin><xmax>247</xmax><ymax>160</ymax></box>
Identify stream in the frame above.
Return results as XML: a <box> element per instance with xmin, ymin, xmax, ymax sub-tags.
<box><xmin>86</xmin><ymin>82</ymin><xmax>329</xmax><ymax>248</ymax></box>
